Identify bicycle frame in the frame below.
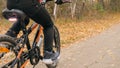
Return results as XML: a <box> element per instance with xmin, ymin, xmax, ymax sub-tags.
<box><xmin>15</xmin><ymin>22</ymin><xmax>44</xmax><ymax>68</ymax></box>
<box><xmin>1</xmin><ymin>18</ymin><xmax>44</xmax><ymax>68</ymax></box>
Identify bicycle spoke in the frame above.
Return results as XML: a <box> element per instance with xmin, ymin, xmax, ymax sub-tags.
<box><xmin>1</xmin><ymin>58</ymin><xmax>16</xmax><ymax>68</ymax></box>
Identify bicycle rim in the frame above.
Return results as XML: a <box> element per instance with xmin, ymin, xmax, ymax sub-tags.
<box><xmin>0</xmin><ymin>35</ymin><xmax>17</xmax><ymax>68</ymax></box>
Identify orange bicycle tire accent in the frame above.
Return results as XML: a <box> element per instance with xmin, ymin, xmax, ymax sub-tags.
<box><xmin>0</xmin><ymin>46</ymin><xmax>10</xmax><ymax>53</ymax></box>
<box><xmin>20</xmin><ymin>59</ymin><xmax>29</xmax><ymax>68</ymax></box>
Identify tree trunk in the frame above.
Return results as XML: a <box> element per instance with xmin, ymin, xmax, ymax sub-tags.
<box><xmin>110</xmin><ymin>0</ymin><xmax>120</xmax><ymax>11</ymax></box>
<box><xmin>71</xmin><ymin>0</ymin><xmax>78</xmax><ymax>18</ymax></box>
<box><xmin>98</xmin><ymin>0</ymin><xmax>105</xmax><ymax>9</ymax></box>
<box><xmin>53</xmin><ymin>3</ymin><xmax>57</xmax><ymax>20</ymax></box>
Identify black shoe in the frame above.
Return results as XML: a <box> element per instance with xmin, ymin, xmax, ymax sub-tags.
<box><xmin>42</xmin><ymin>51</ymin><xmax>60</xmax><ymax>64</ymax></box>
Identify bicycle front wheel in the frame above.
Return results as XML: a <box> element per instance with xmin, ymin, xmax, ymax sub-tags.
<box><xmin>0</xmin><ymin>35</ymin><xmax>17</xmax><ymax>68</ymax></box>
<box><xmin>46</xmin><ymin>26</ymin><xmax>60</xmax><ymax>68</ymax></box>
<box><xmin>53</xmin><ymin>26</ymin><xmax>60</xmax><ymax>55</ymax></box>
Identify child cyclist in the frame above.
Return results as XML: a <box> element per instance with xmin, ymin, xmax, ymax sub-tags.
<box><xmin>5</xmin><ymin>0</ymin><xmax>63</xmax><ymax>64</ymax></box>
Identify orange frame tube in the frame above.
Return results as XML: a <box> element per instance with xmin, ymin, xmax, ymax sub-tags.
<box><xmin>31</xmin><ymin>23</ymin><xmax>38</xmax><ymax>31</ymax></box>
<box><xmin>17</xmin><ymin>23</ymin><xmax>43</xmax><ymax>68</ymax></box>
<box><xmin>36</xmin><ymin>26</ymin><xmax>43</xmax><ymax>43</ymax></box>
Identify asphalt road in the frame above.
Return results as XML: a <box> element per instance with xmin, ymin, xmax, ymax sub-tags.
<box><xmin>56</xmin><ymin>23</ymin><xmax>120</xmax><ymax>68</ymax></box>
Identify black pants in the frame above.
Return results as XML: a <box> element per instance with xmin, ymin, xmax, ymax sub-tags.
<box><xmin>6</xmin><ymin>0</ymin><xmax>54</xmax><ymax>51</ymax></box>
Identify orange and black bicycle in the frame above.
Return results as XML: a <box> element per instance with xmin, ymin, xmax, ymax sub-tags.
<box><xmin>0</xmin><ymin>3</ymin><xmax>60</xmax><ymax>68</ymax></box>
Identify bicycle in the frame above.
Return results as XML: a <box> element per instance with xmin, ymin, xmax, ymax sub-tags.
<box><xmin>0</xmin><ymin>3</ymin><xmax>60</xmax><ymax>68</ymax></box>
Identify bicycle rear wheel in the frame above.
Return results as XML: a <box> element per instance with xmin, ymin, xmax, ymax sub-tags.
<box><xmin>0</xmin><ymin>35</ymin><xmax>17</xmax><ymax>68</ymax></box>
<box><xmin>46</xmin><ymin>26</ymin><xmax>60</xmax><ymax>68</ymax></box>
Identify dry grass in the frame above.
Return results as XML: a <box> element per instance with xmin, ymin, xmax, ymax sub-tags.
<box><xmin>55</xmin><ymin>13</ymin><xmax>120</xmax><ymax>47</ymax></box>
<box><xmin>0</xmin><ymin>13</ymin><xmax>120</xmax><ymax>48</ymax></box>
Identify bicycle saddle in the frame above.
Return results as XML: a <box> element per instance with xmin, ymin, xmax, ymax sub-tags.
<box><xmin>2</xmin><ymin>8</ymin><xmax>27</xmax><ymax>20</ymax></box>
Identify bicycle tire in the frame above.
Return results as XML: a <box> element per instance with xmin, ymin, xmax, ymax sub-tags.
<box><xmin>53</xmin><ymin>26</ymin><xmax>60</xmax><ymax>54</ymax></box>
<box><xmin>0</xmin><ymin>35</ymin><xmax>18</xmax><ymax>68</ymax></box>
<box><xmin>46</xmin><ymin>26</ymin><xmax>60</xmax><ymax>68</ymax></box>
